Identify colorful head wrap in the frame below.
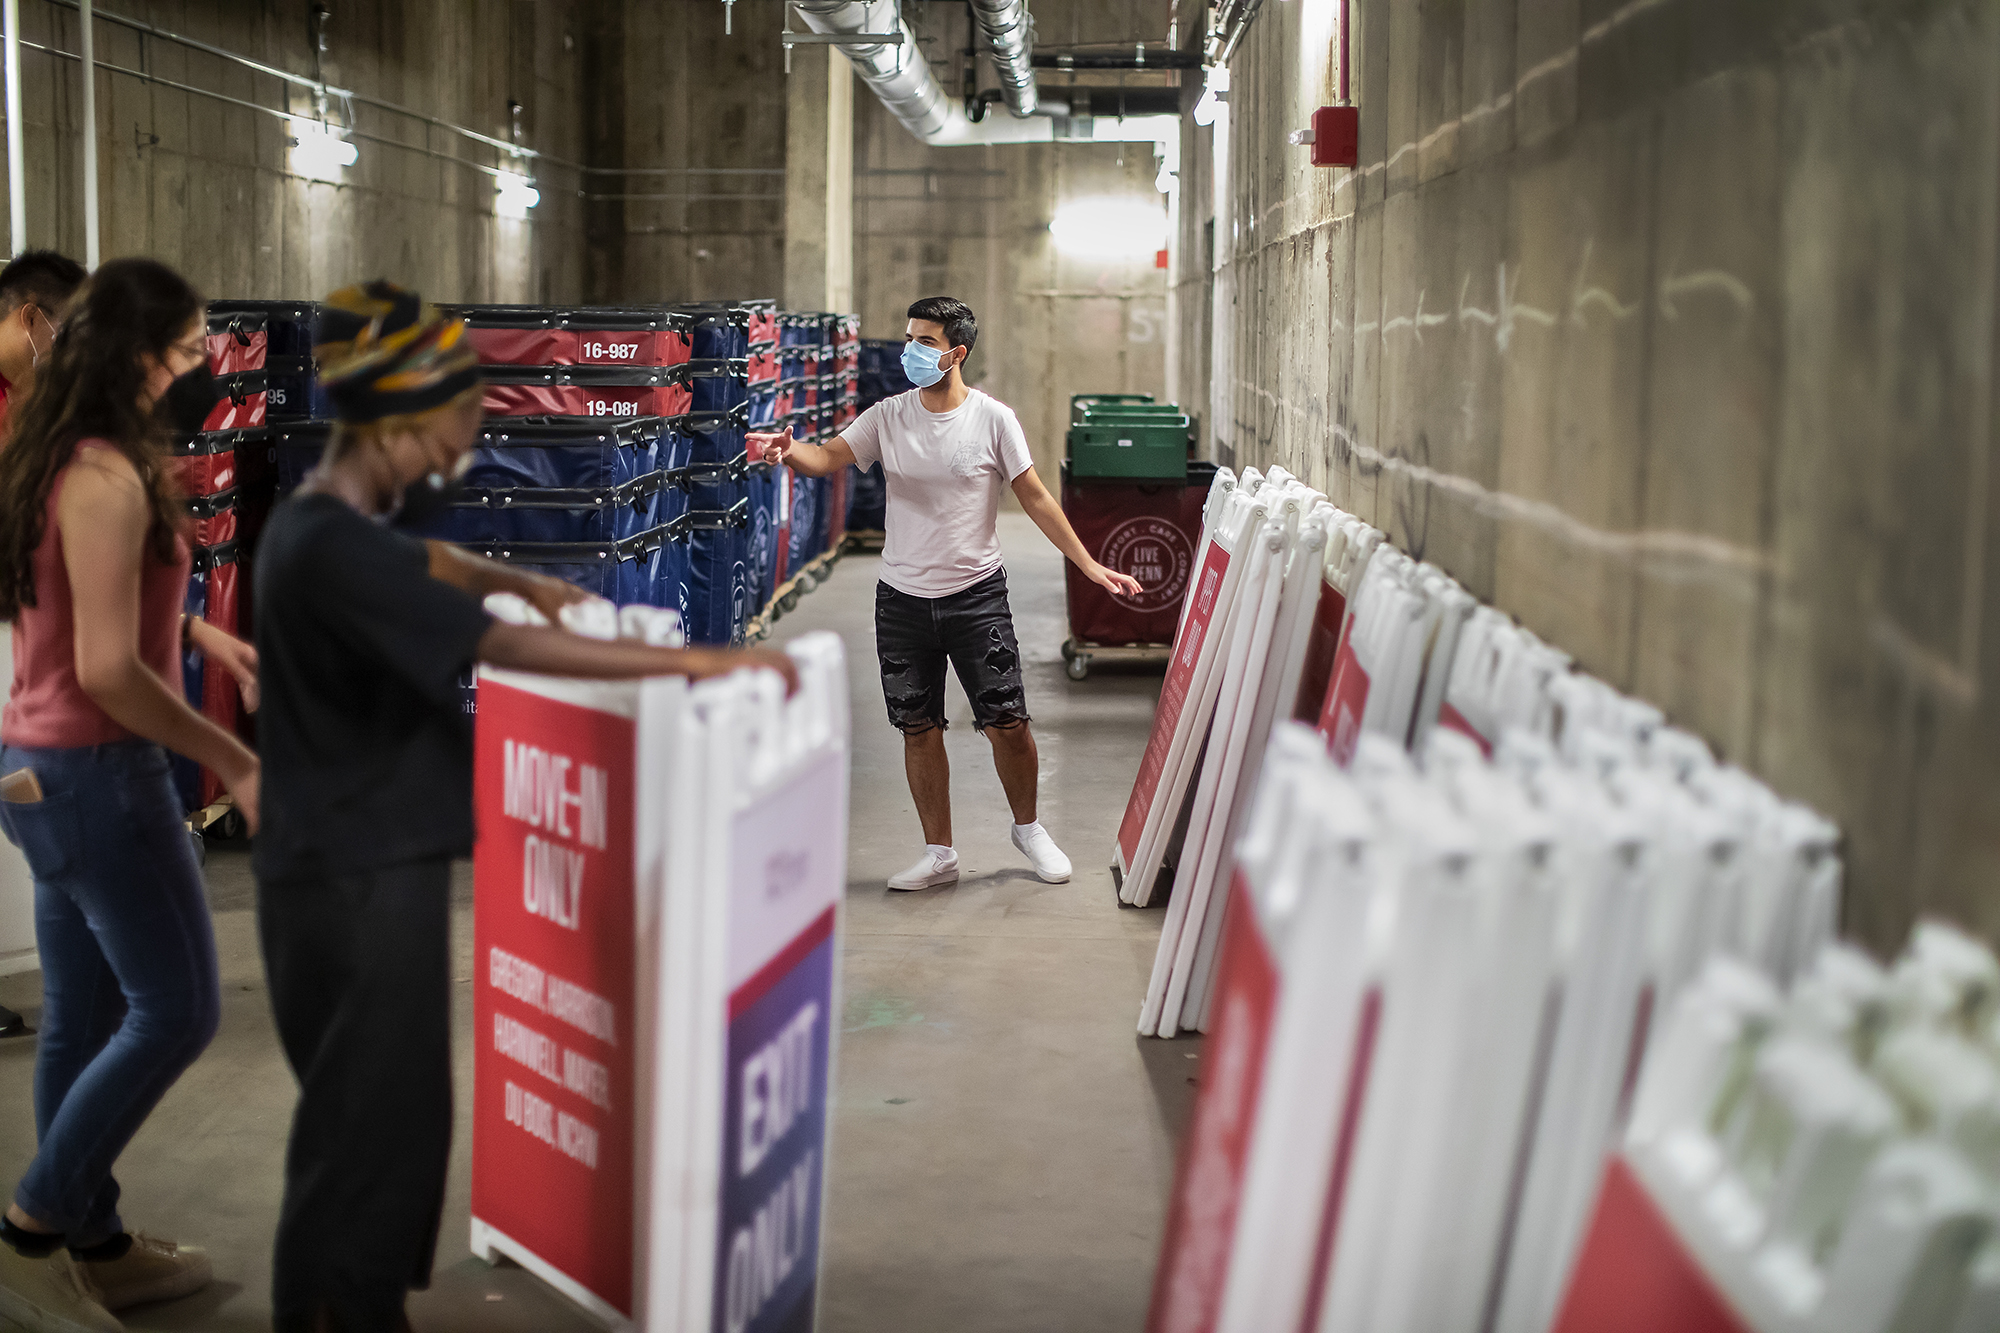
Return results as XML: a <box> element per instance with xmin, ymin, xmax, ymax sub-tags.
<box><xmin>314</xmin><ymin>280</ymin><xmax>480</xmax><ymax>424</ymax></box>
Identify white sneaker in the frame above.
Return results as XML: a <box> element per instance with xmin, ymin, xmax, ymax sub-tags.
<box><xmin>1011</xmin><ymin>822</ymin><xmax>1072</xmax><ymax>883</ymax></box>
<box><xmin>0</xmin><ymin>1245</ymin><xmax>121</xmax><ymax>1333</ymax></box>
<box><xmin>886</xmin><ymin>848</ymin><xmax>959</xmax><ymax>891</ymax></box>
<box><xmin>83</xmin><ymin>1232</ymin><xmax>211</xmax><ymax>1312</ymax></box>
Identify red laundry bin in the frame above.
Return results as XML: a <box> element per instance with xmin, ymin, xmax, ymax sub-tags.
<box><xmin>1060</xmin><ymin>461</ymin><xmax>1214</xmax><ymax>661</ymax></box>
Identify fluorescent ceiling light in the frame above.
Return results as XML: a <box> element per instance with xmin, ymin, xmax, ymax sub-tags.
<box><xmin>288</xmin><ymin>117</ymin><xmax>356</xmax><ymax>180</ymax></box>
<box><xmin>496</xmin><ymin>171</ymin><xmax>541</xmax><ymax>218</ymax></box>
<box><xmin>1049</xmin><ymin>196</ymin><xmax>1169</xmax><ymax>260</ymax></box>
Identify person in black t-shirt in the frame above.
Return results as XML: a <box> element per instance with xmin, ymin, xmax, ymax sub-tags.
<box><xmin>253</xmin><ymin>282</ymin><xmax>793</xmax><ymax>1333</ymax></box>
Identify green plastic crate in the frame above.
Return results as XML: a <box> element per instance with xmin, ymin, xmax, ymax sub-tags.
<box><xmin>1070</xmin><ymin>392</ymin><xmax>1156</xmax><ymax>423</ymax></box>
<box><xmin>1074</xmin><ymin>405</ymin><xmax>1187</xmax><ymax>424</ymax></box>
<box><xmin>1066</xmin><ymin>415</ymin><xmax>1191</xmax><ymax>480</ymax></box>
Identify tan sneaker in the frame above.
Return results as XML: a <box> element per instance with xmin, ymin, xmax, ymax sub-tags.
<box><xmin>80</xmin><ymin>1233</ymin><xmax>211</xmax><ymax>1312</ymax></box>
<box><xmin>0</xmin><ymin>1244</ymin><xmax>121</xmax><ymax>1332</ymax></box>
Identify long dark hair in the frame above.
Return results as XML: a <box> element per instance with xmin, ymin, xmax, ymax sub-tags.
<box><xmin>0</xmin><ymin>257</ymin><xmax>202</xmax><ymax>619</ymax></box>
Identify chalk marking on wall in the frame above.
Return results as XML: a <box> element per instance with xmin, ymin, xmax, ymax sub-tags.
<box><xmin>1659</xmin><ymin>269</ymin><xmax>1756</xmax><ymax>320</ymax></box>
<box><xmin>1457</xmin><ymin>273</ymin><xmax>1499</xmax><ymax>328</ymax></box>
<box><xmin>1416</xmin><ymin>290</ymin><xmax>1452</xmax><ymax>333</ymax></box>
<box><xmin>1869</xmin><ymin>613</ymin><xmax>1978</xmax><ymax>708</ymax></box>
<box><xmin>1231</xmin><ymin>374</ymin><xmax>1771</xmax><ymax>577</ymax></box>
<box><xmin>1571</xmin><ymin>240</ymin><xmax>1642</xmax><ymax>325</ymax></box>
<box><xmin>1583</xmin><ymin>0</ymin><xmax>1675</xmax><ymax>45</ymax></box>
<box><xmin>1496</xmin><ymin>263</ymin><xmax>1520</xmax><ymax>353</ymax></box>
<box><xmin>1492</xmin><ymin>263</ymin><xmax>1560</xmax><ymax>354</ymax></box>
<box><xmin>1514</xmin><ymin>49</ymin><xmax>1578</xmax><ymax>97</ymax></box>
<box><xmin>1329</xmin><ymin>418</ymin><xmax>1771</xmax><ymax>575</ymax></box>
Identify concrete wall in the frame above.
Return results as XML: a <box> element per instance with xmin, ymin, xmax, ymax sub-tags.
<box><xmin>784</xmin><ymin>44</ymin><xmax>855</xmax><ymax>315</ymax></box>
<box><xmin>0</xmin><ymin>0</ymin><xmax>1175</xmax><ymax>476</ymax></box>
<box><xmin>2</xmin><ymin>0</ymin><xmax>592</xmax><ymax>305</ymax></box>
<box><xmin>853</xmin><ymin>1</ymin><xmax>1174</xmax><ymax>489</ymax></box>
<box><xmin>0</xmin><ymin>0</ymin><xmax>802</xmax><ymax>309</ymax></box>
<box><xmin>590</xmin><ymin>0</ymin><xmax>790</xmax><ymax>305</ymax></box>
<box><xmin>1174</xmin><ymin>0</ymin><xmax>2000</xmax><ymax>951</ymax></box>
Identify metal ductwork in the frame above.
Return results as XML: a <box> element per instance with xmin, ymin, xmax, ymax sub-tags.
<box><xmin>969</xmin><ymin>0</ymin><xmax>1037</xmax><ymax>118</ymax></box>
<box><xmin>793</xmin><ymin>0</ymin><xmax>1043</xmax><ymax>142</ymax></box>
<box><xmin>791</xmin><ymin>1</ymin><xmax>952</xmax><ymax>142</ymax></box>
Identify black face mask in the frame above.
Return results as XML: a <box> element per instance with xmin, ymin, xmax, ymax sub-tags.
<box><xmin>159</xmin><ymin>365</ymin><xmax>218</xmax><ymax>435</ymax></box>
<box><xmin>390</xmin><ymin>466</ymin><xmax>466</xmax><ymax>531</ymax></box>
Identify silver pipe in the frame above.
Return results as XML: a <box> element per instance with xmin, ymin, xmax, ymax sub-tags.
<box><xmin>4</xmin><ymin>0</ymin><xmax>21</xmax><ymax>255</ymax></box>
<box><xmin>79</xmin><ymin>0</ymin><xmax>96</xmax><ymax>266</ymax></box>
<box><xmin>969</xmin><ymin>0</ymin><xmax>1035</xmax><ymax>117</ymax></box>
<box><xmin>791</xmin><ymin>1</ymin><xmax>952</xmax><ymax>142</ymax></box>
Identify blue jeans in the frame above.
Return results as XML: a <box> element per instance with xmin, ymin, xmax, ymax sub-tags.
<box><xmin>0</xmin><ymin>741</ymin><xmax>220</xmax><ymax>1245</ymax></box>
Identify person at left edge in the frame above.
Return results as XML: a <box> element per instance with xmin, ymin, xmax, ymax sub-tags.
<box><xmin>0</xmin><ymin>258</ymin><xmax>259</xmax><ymax>1333</ymax></box>
<box><xmin>0</xmin><ymin>251</ymin><xmax>87</xmax><ymax>437</ymax></box>
<box><xmin>0</xmin><ymin>253</ymin><xmax>86</xmax><ymax>1042</ymax></box>
<box><xmin>253</xmin><ymin>281</ymin><xmax>798</xmax><ymax>1333</ymax></box>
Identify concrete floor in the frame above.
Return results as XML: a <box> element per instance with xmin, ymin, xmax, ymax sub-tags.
<box><xmin>0</xmin><ymin>512</ymin><xmax>1197</xmax><ymax>1332</ymax></box>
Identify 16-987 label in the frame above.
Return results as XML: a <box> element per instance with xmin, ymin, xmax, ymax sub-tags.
<box><xmin>581</xmin><ymin>341</ymin><xmax>642</xmax><ymax>361</ymax></box>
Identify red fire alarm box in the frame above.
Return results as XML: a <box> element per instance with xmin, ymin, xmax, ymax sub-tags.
<box><xmin>1313</xmin><ymin>105</ymin><xmax>1360</xmax><ymax>168</ymax></box>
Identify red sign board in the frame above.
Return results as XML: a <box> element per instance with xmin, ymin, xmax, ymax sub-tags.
<box><xmin>1117</xmin><ymin>540</ymin><xmax>1233</xmax><ymax>867</ymax></box>
<box><xmin>1437</xmin><ymin>701</ymin><xmax>1493</xmax><ymax>757</ymax></box>
<box><xmin>1552</xmin><ymin>1158</ymin><xmax>1751</xmax><ymax>1333</ymax></box>
<box><xmin>1146</xmin><ymin>875</ymin><xmax>1279</xmax><ymax>1333</ymax></box>
<box><xmin>1316</xmin><ymin>634</ymin><xmax>1371</xmax><ymax>766</ymax></box>
<box><xmin>471</xmin><ymin>678</ymin><xmax>639</xmax><ymax>1317</ymax></box>
<box><xmin>1291</xmin><ymin>577</ymin><xmax>1348</xmax><ymax>723</ymax></box>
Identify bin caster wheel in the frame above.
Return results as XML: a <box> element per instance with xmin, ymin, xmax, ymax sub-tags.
<box><xmin>218</xmin><ymin>809</ymin><xmax>247</xmax><ymax>841</ymax></box>
<box><xmin>1060</xmin><ymin>638</ymin><xmax>1078</xmax><ymax>662</ymax></box>
<box><xmin>1066</xmin><ymin>654</ymin><xmax>1091</xmax><ymax>681</ymax></box>
<box><xmin>781</xmin><ymin>590</ymin><xmax>801</xmax><ymax>613</ymax></box>
<box><xmin>188</xmin><ymin>828</ymin><xmax>207</xmax><ymax>867</ymax></box>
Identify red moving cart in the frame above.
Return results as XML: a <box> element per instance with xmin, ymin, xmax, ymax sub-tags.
<box><xmin>1059</xmin><ymin>460</ymin><xmax>1216</xmax><ymax>679</ymax></box>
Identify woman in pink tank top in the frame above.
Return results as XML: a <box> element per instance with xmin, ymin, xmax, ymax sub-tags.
<box><xmin>0</xmin><ymin>259</ymin><xmax>259</xmax><ymax>1331</ymax></box>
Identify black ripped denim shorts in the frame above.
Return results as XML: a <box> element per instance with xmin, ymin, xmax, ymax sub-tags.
<box><xmin>874</xmin><ymin>569</ymin><xmax>1031</xmax><ymax>735</ymax></box>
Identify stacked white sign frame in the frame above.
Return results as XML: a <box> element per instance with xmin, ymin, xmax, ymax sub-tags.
<box><xmin>468</xmin><ymin>599</ymin><xmax>850</xmax><ymax>1333</ymax></box>
<box><xmin>1315</xmin><ymin>545</ymin><xmax>1476</xmax><ymax>764</ymax></box>
<box><xmin>1622</xmin><ymin>928</ymin><xmax>2000</xmax><ymax>1333</ymax></box>
<box><xmin>1115</xmin><ymin>469</ymin><xmax>1264</xmax><ymax>907</ymax></box>
<box><xmin>644</xmin><ymin>632</ymin><xmax>850</xmax><ymax>1333</ymax></box>
<box><xmin>1141</xmin><ymin>474</ymin><xmax>1339</xmax><ymax>1037</ymax></box>
<box><xmin>1146</xmin><ymin>700</ymin><xmax>1854</xmax><ymax>1333</ymax></box>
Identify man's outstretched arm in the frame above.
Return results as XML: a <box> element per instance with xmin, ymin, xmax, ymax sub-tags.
<box><xmin>751</xmin><ymin>427</ymin><xmax>858</xmax><ymax>478</ymax></box>
<box><xmin>1010</xmin><ymin>465</ymin><xmax>1144</xmax><ymax>597</ymax></box>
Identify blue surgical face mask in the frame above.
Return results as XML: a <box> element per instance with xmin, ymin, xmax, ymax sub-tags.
<box><xmin>902</xmin><ymin>339</ymin><xmax>954</xmax><ymax>388</ymax></box>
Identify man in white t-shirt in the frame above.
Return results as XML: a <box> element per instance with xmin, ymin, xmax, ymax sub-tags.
<box><xmin>753</xmin><ymin>297</ymin><xmax>1142</xmax><ymax>890</ymax></box>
